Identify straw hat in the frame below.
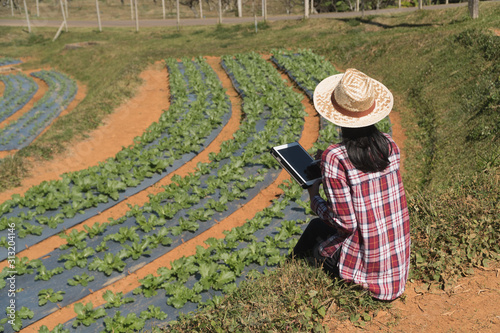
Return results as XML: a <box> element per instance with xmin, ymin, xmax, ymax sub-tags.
<box><xmin>313</xmin><ymin>68</ymin><xmax>393</xmax><ymax>128</ymax></box>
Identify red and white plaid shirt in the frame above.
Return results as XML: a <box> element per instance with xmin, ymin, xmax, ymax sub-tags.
<box><xmin>311</xmin><ymin>133</ymin><xmax>411</xmax><ymax>300</ymax></box>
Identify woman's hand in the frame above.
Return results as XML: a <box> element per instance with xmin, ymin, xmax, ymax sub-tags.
<box><xmin>307</xmin><ymin>179</ymin><xmax>322</xmax><ymax>199</ymax></box>
<box><xmin>314</xmin><ymin>149</ymin><xmax>324</xmax><ymax>160</ymax></box>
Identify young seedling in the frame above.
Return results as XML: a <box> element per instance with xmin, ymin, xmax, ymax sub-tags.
<box><xmin>38</xmin><ymin>289</ymin><xmax>65</xmax><ymax>306</ymax></box>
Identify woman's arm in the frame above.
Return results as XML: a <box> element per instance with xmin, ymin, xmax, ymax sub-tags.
<box><xmin>308</xmin><ymin>149</ymin><xmax>358</xmax><ymax>235</ymax></box>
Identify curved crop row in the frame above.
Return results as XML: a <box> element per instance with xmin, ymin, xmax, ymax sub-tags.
<box><xmin>0</xmin><ymin>57</ymin><xmax>231</xmax><ymax>259</ymax></box>
<box><xmin>0</xmin><ymin>52</ymin><xmax>310</xmax><ymax>332</ymax></box>
<box><xmin>0</xmin><ymin>73</ymin><xmax>38</xmax><ymax>123</ymax></box>
<box><xmin>0</xmin><ymin>58</ymin><xmax>22</xmax><ymax>67</ymax></box>
<box><xmin>47</xmin><ymin>52</ymin><xmax>311</xmax><ymax>333</ymax></box>
<box><xmin>0</xmin><ymin>70</ymin><xmax>77</xmax><ymax>151</ymax></box>
<box><xmin>0</xmin><ymin>57</ymin><xmax>233</xmax><ymax>332</ymax></box>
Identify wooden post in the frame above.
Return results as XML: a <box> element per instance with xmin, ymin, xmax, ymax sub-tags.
<box><xmin>23</xmin><ymin>0</ymin><xmax>31</xmax><ymax>33</ymax></box>
<box><xmin>218</xmin><ymin>0</ymin><xmax>222</xmax><ymax>24</ymax></box>
<box><xmin>356</xmin><ymin>0</ymin><xmax>359</xmax><ymax>11</ymax></box>
<box><xmin>59</xmin><ymin>0</ymin><xmax>68</xmax><ymax>32</ymax></box>
<box><xmin>304</xmin><ymin>0</ymin><xmax>309</xmax><ymax>19</ymax></box>
<box><xmin>310</xmin><ymin>0</ymin><xmax>313</xmax><ymax>15</ymax></box>
<box><xmin>253</xmin><ymin>0</ymin><xmax>257</xmax><ymax>32</ymax></box>
<box><xmin>134</xmin><ymin>0</ymin><xmax>139</xmax><ymax>32</ymax></box>
<box><xmin>263</xmin><ymin>0</ymin><xmax>267</xmax><ymax>21</ymax></box>
<box><xmin>96</xmin><ymin>0</ymin><xmax>102</xmax><ymax>31</ymax></box>
<box><xmin>10</xmin><ymin>0</ymin><xmax>14</xmax><ymax>16</ymax></box>
<box><xmin>65</xmin><ymin>0</ymin><xmax>69</xmax><ymax>18</ymax></box>
<box><xmin>237</xmin><ymin>0</ymin><xmax>242</xmax><ymax>17</ymax></box>
<box><xmin>468</xmin><ymin>0</ymin><xmax>479</xmax><ymax>19</ymax></box>
<box><xmin>199</xmin><ymin>0</ymin><xmax>203</xmax><ymax>18</ymax></box>
<box><xmin>176</xmin><ymin>0</ymin><xmax>180</xmax><ymax>30</ymax></box>
<box><xmin>162</xmin><ymin>0</ymin><xmax>165</xmax><ymax>19</ymax></box>
<box><xmin>398</xmin><ymin>0</ymin><xmax>401</xmax><ymax>9</ymax></box>
<box><xmin>36</xmin><ymin>0</ymin><xmax>39</xmax><ymax>16</ymax></box>
<box><xmin>53</xmin><ymin>21</ymin><xmax>65</xmax><ymax>41</ymax></box>
<box><xmin>130</xmin><ymin>0</ymin><xmax>134</xmax><ymax>20</ymax></box>
<box><xmin>418</xmin><ymin>0</ymin><xmax>422</xmax><ymax>10</ymax></box>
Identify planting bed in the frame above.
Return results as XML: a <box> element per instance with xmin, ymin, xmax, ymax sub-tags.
<box><xmin>0</xmin><ymin>74</ymin><xmax>38</xmax><ymax>124</ymax></box>
<box><xmin>0</xmin><ymin>50</ymin><xmax>392</xmax><ymax>332</ymax></box>
<box><xmin>0</xmin><ymin>59</ymin><xmax>22</xmax><ymax>67</ymax></box>
<box><xmin>0</xmin><ymin>70</ymin><xmax>77</xmax><ymax>151</ymax></box>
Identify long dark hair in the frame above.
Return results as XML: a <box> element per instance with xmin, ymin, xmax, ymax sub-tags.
<box><xmin>341</xmin><ymin>125</ymin><xmax>392</xmax><ymax>173</ymax></box>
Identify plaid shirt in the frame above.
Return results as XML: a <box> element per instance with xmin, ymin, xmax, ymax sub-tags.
<box><xmin>311</xmin><ymin>134</ymin><xmax>411</xmax><ymax>300</ymax></box>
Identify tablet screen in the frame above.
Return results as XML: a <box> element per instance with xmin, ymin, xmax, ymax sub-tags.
<box><xmin>271</xmin><ymin>142</ymin><xmax>321</xmax><ymax>187</ymax></box>
<box><xmin>279</xmin><ymin>145</ymin><xmax>316</xmax><ymax>182</ymax></box>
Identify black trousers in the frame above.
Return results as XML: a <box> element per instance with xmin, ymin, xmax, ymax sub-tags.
<box><xmin>292</xmin><ymin>218</ymin><xmax>340</xmax><ymax>277</ymax></box>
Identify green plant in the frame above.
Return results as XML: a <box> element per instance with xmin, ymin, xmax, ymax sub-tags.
<box><xmin>72</xmin><ymin>302</ymin><xmax>106</xmax><ymax>328</ymax></box>
<box><xmin>38</xmin><ymin>324</ymin><xmax>70</xmax><ymax>333</ymax></box>
<box><xmin>102</xmin><ymin>290</ymin><xmax>134</xmax><ymax>309</ymax></box>
<box><xmin>88</xmin><ymin>253</ymin><xmax>126</xmax><ymax>276</ymax></box>
<box><xmin>102</xmin><ymin>311</ymin><xmax>145</xmax><ymax>332</ymax></box>
<box><xmin>67</xmin><ymin>273</ymin><xmax>95</xmax><ymax>287</ymax></box>
<box><xmin>38</xmin><ymin>289</ymin><xmax>65</xmax><ymax>306</ymax></box>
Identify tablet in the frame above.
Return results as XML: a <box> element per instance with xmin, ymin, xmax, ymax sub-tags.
<box><xmin>270</xmin><ymin>142</ymin><xmax>322</xmax><ymax>189</ymax></box>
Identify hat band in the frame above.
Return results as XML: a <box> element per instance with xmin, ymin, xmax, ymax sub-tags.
<box><xmin>331</xmin><ymin>93</ymin><xmax>376</xmax><ymax>118</ymax></box>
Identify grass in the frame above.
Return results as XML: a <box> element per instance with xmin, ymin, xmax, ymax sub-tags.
<box><xmin>0</xmin><ymin>2</ymin><xmax>499</xmax><ymax>330</ymax></box>
<box><xmin>161</xmin><ymin>259</ymin><xmax>391</xmax><ymax>332</ymax></box>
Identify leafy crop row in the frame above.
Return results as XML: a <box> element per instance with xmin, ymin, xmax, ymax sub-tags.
<box><xmin>0</xmin><ymin>70</ymin><xmax>77</xmax><ymax>151</ymax></box>
<box><xmin>0</xmin><ymin>73</ymin><xmax>38</xmax><ymax>123</ymax></box>
<box><xmin>0</xmin><ymin>56</ymin><xmax>234</xmax><ymax>332</ymax></box>
<box><xmin>61</xmin><ymin>51</ymin><xmax>313</xmax><ymax>332</ymax></box>
<box><xmin>0</xmin><ymin>51</ymin><xmax>359</xmax><ymax>332</ymax></box>
<box><xmin>0</xmin><ymin>58</ymin><xmax>230</xmax><ymax>258</ymax></box>
<box><xmin>0</xmin><ymin>51</ymin><xmax>310</xmax><ymax>332</ymax></box>
<box><xmin>0</xmin><ymin>58</ymin><xmax>22</xmax><ymax>67</ymax></box>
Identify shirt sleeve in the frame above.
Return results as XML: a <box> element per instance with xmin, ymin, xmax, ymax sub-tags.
<box><xmin>310</xmin><ymin>150</ymin><xmax>358</xmax><ymax>236</ymax></box>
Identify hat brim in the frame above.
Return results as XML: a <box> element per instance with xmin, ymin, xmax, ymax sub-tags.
<box><xmin>313</xmin><ymin>74</ymin><xmax>393</xmax><ymax>128</ymax></box>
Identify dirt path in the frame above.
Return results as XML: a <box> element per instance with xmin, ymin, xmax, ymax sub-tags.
<box><xmin>324</xmin><ymin>263</ymin><xmax>500</xmax><ymax>332</ymax></box>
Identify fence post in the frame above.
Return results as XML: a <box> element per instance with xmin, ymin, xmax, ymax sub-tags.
<box><xmin>176</xmin><ymin>0</ymin><xmax>180</xmax><ymax>30</ymax></box>
<box><xmin>96</xmin><ymin>0</ymin><xmax>102</xmax><ymax>32</ymax></box>
<box><xmin>134</xmin><ymin>0</ymin><xmax>139</xmax><ymax>32</ymax></box>
<box><xmin>304</xmin><ymin>0</ymin><xmax>309</xmax><ymax>19</ymax></box>
<box><xmin>59</xmin><ymin>0</ymin><xmax>68</xmax><ymax>32</ymax></box>
<box><xmin>23</xmin><ymin>0</ymin><xmax>31</xmax><ymax>33</ymax></box>
<box><xmin>218</xmin><ymin>0</ymin><xmax>222</xmax><ymax>24</ymax></box>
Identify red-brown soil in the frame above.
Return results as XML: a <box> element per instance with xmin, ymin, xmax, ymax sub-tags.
<box><xmin>1</xmin><ymin>58</ymin><xmax>498</xmax><ymax>332</ymax></box>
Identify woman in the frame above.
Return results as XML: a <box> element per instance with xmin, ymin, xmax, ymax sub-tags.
<box><xmin>293</xmin><ymin>68</ymin><xmax>411</xmax><ymax>301</ymax></box>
